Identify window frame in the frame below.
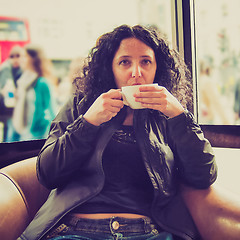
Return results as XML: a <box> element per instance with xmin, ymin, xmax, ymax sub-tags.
<box><xmin>1</xmin><ymin>0</ymin><xmax>240</xmax><ymax>169</ymax></box>
<box><xmin>174</xmin><ymin>0</ymin><xmax>240</xmax><ymax>148</ymax></box>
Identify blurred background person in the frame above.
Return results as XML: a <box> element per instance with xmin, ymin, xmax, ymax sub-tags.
<box><xmin>12</xmin><ymin>44</ymin><xmax>57</xmax><ymax>141</ymax></box>
<box><xmin>199</xmin><ymin>55</ymin><xmax>231</xmax><ymax>124</ymax></box>
<box><xmin>55</xmin><ymin>56</ymin><xmax>84</xmax><ymax>111</ymax></box>
<box><xmin>233</xmin><ymin>77</ymin><xmax>240</xmax><ymax>124</ymax></box>
<box><xmin>0</xmin><ymin>45</ymin><xmax>23</xmax><ymax>142</ymax></box>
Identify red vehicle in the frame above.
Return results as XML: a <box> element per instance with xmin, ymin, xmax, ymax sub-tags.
<box><xmin>0</xmin><ymin>16</ymin><xmax>30</xmax><ymax>63</ymax></box>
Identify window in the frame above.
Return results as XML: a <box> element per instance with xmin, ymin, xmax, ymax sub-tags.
<box><xmin>195</xmin><ymin>0</ymin><xmax>240</xmax><ymax>125</ymax></box>
<box><xmin>179</xmin><ymin>0</ymin><xmax>240</xmax><ymax>195</ymax></box>
<box><xmin>0</xmin><ymin>0</ymin><xmax>173</xmax><ymax>143</ymax></box>
<box><xmin>1</xmin><ymin>0</ymin><xmax>240</xmax><ymax>179</ymax></box>
<box><xmin>0</xmin><ymin>19</ymin><xmax>28</xmax><ymax>41</ymax></box>
<box><xmin>177</xmin><ymin>0</ymin><xmax>240</xmax><ymax>149</ymax></box>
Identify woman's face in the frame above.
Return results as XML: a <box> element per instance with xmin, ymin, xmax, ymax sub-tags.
<box><xmin>20</xmin><ymin>50</ymin><xmax>33</xmax><ymax>71</ymax></box>
<box><xmin>112</xmin><ymin>37</ymin><xmax>157</xmax><ymax>89</ymax></box>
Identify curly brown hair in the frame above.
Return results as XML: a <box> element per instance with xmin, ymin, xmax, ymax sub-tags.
<box><xmin>74</xmin><ymin>24</ymin><xmax>193</xmax><ymax>112</ymax></box>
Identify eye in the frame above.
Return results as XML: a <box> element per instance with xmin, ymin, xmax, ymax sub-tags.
<box><xmin>119</xmin><ymin>59</ymin><xmax>130</xmax><ymax>66</ymax></box>
<box><xmin>141</xmin><ymin>59</ymin><xmax>151</xmax><ymax>65</ymax></box>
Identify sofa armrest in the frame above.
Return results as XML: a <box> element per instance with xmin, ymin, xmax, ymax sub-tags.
<box><xmin>0</xmin><ymin>172</ymin><xmax>30</xmax><ymax>240</ymax></box>
<box><xmin>0</xmin><ymin>157</ymin><xmax>50</xmax><ymax>240</ymax></box>
<box><xmin>182</xmin><ymin>183</ymin><xmax>240</xmax><ymax>240</ymax></box>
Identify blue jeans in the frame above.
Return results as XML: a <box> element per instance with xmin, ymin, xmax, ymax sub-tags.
<box><xmin>44</xmin><ymin>215</ymin><xmax>173</xmax><ymax>240</ymax></box>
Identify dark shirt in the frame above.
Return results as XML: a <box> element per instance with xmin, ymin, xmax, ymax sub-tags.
<box><xmin>73</xmin><ymin>125</ymin><xmax>154</xmax><ymax>216</ymax></box>
<box><xmin>11</xmin><ymin>67</ymin><xmax>22</xmax><ymax>85</ymax></box>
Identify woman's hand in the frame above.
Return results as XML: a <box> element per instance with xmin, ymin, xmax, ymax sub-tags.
<box><xmin>83</xmin><ymin>89</ymin><xmax>124</xmax><ymax>126</ymax></box>
<box><xmin>134</xmin><ymin>85</ymin><xmax>184</xmax><ymax>118</ymax></box>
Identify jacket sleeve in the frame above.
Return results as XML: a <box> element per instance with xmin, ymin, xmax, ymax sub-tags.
<box><xmin>36</xmin><ymin>96</ymin><xmax>100</xmax><ymax>189</ymax></box>
<box><xmin>167</xmin><ymin>110</ymin><xmax>217</xmax><ymax>189</ymax></box>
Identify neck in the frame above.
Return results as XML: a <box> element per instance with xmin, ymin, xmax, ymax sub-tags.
<box><xmin>123</xmin><ymin>107</ymin><xmax>134</xmax><ymax>126</ymax></box>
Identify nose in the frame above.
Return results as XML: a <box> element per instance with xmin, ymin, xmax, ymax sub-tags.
<box><xmin>131</xmin><ymin>64</ymin><xmax>142</xmax><ymax>78</ymax></box>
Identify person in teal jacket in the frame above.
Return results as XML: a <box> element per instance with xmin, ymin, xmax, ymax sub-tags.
<box><xmin>12</xmin><ymin>44</ymin><xmax>56</xmax><ymax>141</ymax></box>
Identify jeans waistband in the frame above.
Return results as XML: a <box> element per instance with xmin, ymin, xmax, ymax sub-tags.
<box><xmin>62</xmin><ymin>214</ymin><xmax>157</xmax><ymax>234</ymax></box>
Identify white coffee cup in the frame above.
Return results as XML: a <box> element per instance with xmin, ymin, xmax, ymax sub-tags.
<box><xmin>121</xmin><ymin>83</ymin><xmax>158</xmax><ymax>109</ymax></box>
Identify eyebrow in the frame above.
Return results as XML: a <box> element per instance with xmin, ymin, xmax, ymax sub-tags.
<box><xmin>140</xmin><ymin>55</ymin><xmax>153</xmax><ymax>58</ymax></box>
<box><xmin>118</xmin><ymin>55</ymin><xmax>153</xmax><ymax>58</ymax></box>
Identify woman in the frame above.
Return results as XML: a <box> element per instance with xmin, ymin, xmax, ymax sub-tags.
<box><xmin>12</xmin><ymin>44</ymin><xmax>56</xmax><ymax>141</ymax></box>
<box><xmin>19</xmin><ymin>25</ymin><xmax>217</xmax><ymax>240</ymax></box>
<box><xmin>0</xmin><ymin>45</ymin><xmax>23</xmax><ymax>142</ymax></box>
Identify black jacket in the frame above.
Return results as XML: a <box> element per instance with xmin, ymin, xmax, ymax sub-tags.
<box><xmin>19</xmin><ymin>95</ymin><xmax>217</xmax><ymax>240</ymax></box>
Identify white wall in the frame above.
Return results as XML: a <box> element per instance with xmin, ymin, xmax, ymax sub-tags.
<box><xmin>0</xmin><ymin>0</ymin><xmax>172</xmax><ymax>60</ymax></box>
<box><xmin>214</xmin><ymin>147</ymin><xmax>240</xmax><ymax>196</ymax></box>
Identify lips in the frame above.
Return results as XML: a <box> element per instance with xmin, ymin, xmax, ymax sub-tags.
<box><xmin>132</xmin><ymin>83</ymin><xmax>141</xmax><ymax>85</ymax></box>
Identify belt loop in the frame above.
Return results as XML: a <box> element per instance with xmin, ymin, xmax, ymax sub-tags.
<box><xmin>109</xmin><ymin>216</ymin><xmax>116</xmax><ymax>235</ymax></box>
<box><xmin>143</xmin><ymin>217</ymin><xmax>151</xmax><ymax>233</ymax></box>
<box><xmin>67</xmin><ymin>215</ymin><xmax>79</xmax><ymax>227</ymax></box>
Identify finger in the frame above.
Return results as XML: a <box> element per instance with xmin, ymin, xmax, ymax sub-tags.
<box><xmin>107</xmin><ymin>89</ymin><xmax>122</xmax><ymax>99</ymax></box>
<box><xmin>138</xmin><ymin>85</ymin><xmax>164</xmax><ymax>92</ymax></box>
<box><xmin>134</xmin><ymin>91</ymin><xmax>165</xmax><ymax>98</ymax></box>
<box><xmin>134</xmin><ymin>87</ymin><xmax>166</xmax><ymax>99</ymax></box>
<box><xmin>141</xmin><ymin>103</ymin><xmax>162</xmax><ymax>110</ymax></box>
<box><xmin>108</xmin><ymin>98</ymin><xmax>124</xmax><ymax>108</ymax></box>
<box><xmin>108</xmin><ymin>103</ymin><xmax>124</xmax><ymax>113</ymax></box>
<box><xmin>101</xmin><ymin>98</ymin><xmax>123</xmax><ymax>113</ymax></box>
<box><xmin>135</xmin><ymin>97</ymin><xmax>163</xmax><ymax>104</ymax></box>
<box><xmin>101</xmin><ymin>91</ymin><xmax>123</xmax><ymax>107</ymax></box>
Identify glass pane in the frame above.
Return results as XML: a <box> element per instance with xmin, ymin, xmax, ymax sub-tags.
<box><xmin>0</xmin><ymin>0</ymin><xmax>173</xmax><ymax>142</ymax></box>
<box><xmin>0</xmin><ymin>20</ymin><xmax>28</xmax><ymax>41</ymax></box>
<box><xmin>195</xmin><ymin>0</ymin><xmax>240</xmax><ymax>125</ymax></box>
